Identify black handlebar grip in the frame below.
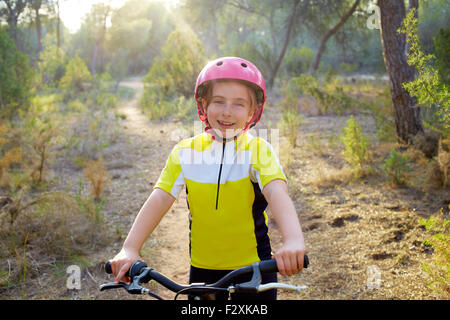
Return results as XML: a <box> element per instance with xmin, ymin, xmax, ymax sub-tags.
<box><xmin>259</xmin><ymin>254</ymin><xmax>309</xmax><ymax>273</ymax></box>
<box><xmin>129</xmin><ymin>261</ymin><xmax>148</xmax><ymax>278</ymax></box>
<box><xmin>259</xmin><ymin>259</ymin><xmax>278</xmax><ymax>273</ymax></box>
<box><xmin>105</xmin><ymin>261</ymin><xmax>113</xmax><ymax>274</ymax></box>
<box><xmin>104</xmin><ymin>261</ymin><xmax>148</xmax><ymax>278</ymax></box>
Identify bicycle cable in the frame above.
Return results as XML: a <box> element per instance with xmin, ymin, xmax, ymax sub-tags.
<box><xmin>173</xmin><ymin>286</ymin><xmax>229</xmax><ymax>300</ymax></box>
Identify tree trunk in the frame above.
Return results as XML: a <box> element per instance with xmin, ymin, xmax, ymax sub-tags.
<box><xmin>211</xmin><ymin>5</ymin><xmax>220</xmax><ymax>57</ymax></box>
<box><xmin>269</xmin><ymin>10</ymin><xmax>278</xmax><ymax>56</ymax></box>
<box><xmin>90</xmin><ymin>5</ymin><xmax>110</xmax><ymax>76</ymax></box>
<box><xmin>378</xmin><ymin>0</ymin><xmax>423</xmax><ymax>144</ymax></box>
<box><xmin>33</xmin><ymin>0</ymin><xmax>43</xmax><ymax>57</ymax></box>
<box><xmin>310</xmin><ymin>0</ymin><xmax>361</xmax><ymax>73</ymax></box>
<box><xmin>91</xmin><ymin>44</ymin><xmax>98</xmax><ymax>77</ymax></box>
<box><xmin>4</xmin><ymin>0</ymin><xmax>27</xmax><ymax>49</ymax></box>
<box><xmin>269</xmin><ymin>0</ymin><xmax>300</xmax><ymax>88</ymax></box>
<box><xmin>56</xmin><ymin>0</ymin><xmax>61</xmax><ymax>50</ymax></box>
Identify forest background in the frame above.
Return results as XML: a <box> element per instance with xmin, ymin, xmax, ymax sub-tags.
<box><xmin>0</xmin><ymin>0</ymin><xmax>449</xmax><ymax>300</ymax></box>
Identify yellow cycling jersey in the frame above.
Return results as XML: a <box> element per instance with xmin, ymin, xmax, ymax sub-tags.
<box><xmin>154</xmin><ymin>131</ymin><xmax>287</xmax><ymax>270</ymax></box>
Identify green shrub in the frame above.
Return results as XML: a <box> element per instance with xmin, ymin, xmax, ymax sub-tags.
<box><xmin>140</xmin><ymin>28</ymin><xmax>206</xmax><ymax>120</ymax></box>
<box><xmin>365</xmin><ymin>87</ymin><xmax>397</xmax><ymax>142</ymax></box>
<box><xmin>419</xmin><ymin>212</ymin><xmax>449</xmax><ymax>298</ymax></box>
<box><xmin>340</xmin><ymin>115</ymin><xmax>371</xmax><ymax>176</ymax></box>
<box><xmin>399</xmin><ymin>8</ymin><xmax>449</xmax><ymax>137</ymax></box>
<box><xmin>18</xmin><ymin>95</ymin><xmax>62</xmax><ymax>187</ymax></box>
<box><xmin>280</xmin><ymin>109</ymin><xmax>304</xmax><ymax>148</ymax></box>
<box><xmin>338</xmin><ymin>62</ymin><xmax>358</xmax><ymax>75</ymax></box>
<box><xmin>291</xmin><ymin>74</ymin><xmax>358</xmax><ymax>115</ymax></box>
<box><xmin>433</xmin><ymin>27</ymin><xmax>450</xmax><ymax>86</ymax></box>
<box><xmin>174</xmin><ymin>96</ymin><xmax>197</xmax><ymax>122</ymax></box>
<box><xmin>59</xmin><ymin>55</ymin><xmax>92</xmax><ymax>101</ymax></box>
<box><xmin>324</xmin><ymin>66</ymin><xmax>337</xmax><ymax>83</ymax></box>
<box><xmin>67</xmin><ymin>99</ymin><xmax>87</xmax><ymax>113</ymax></box>
<box><xmin>280</xmin><ymin>78</ymin><xmax>302</xmax><ymax>111</ymax></box>
<box><xmin>142</xmin><ymin>28</ymin><xmax>205</xmax><ymax>98</ymax></box>
<box><xmin>140</xmin><ymin>88</ymin><xmax>174</xmax><ymax>120</ymax></box>
<box><xmin>0</xmin><ymin>29</ymin><xmax>35</xmax><ymax>118</ymax></box>
<box><xmin>284</xmin><ymin>46</ymin><xmax>315</xmax><ymax>76</ymax></box>
<box><xmin>382</xmin><ymin>149</ymin><xmax>410</xmax><ymax>185</ymax></box>
<box><xmin>95</xmin><ymin>92</ymin><xmax>117</xmax><ymax>110</ymax></box>
<box><xmin>38</xmin><ymin>34</ymin><xmax>67</xmax><ymax>88</ymax></box>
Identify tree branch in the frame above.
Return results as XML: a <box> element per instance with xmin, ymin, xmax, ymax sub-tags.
<box><xmin>310</xmin><ymin>0</ymin><xmax>361</xmax><ymax>73</ymax></box>
<box><xmin>269</xmin><ymin>0</ymin><xmax>300</xmax><ymax>87</ymax></box>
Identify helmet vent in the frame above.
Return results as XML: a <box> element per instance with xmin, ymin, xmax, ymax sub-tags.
<box><xmin>241</xmin><ymin>63</ymin><xmax>247</xmax><ymax>68</ymax></box>
<box><xmin>216</xmin><ymin>61</ymin><xmax>223</xmax><ymax>66</ymax></box>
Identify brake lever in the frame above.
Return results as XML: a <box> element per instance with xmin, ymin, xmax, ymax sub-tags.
<box><xmin>99</xmin><ymin>281</ymin><xmax>130</xmax><ymax>292</ymax></box>
<box><xmin>234</xmin><ymin>262</ymin><xmax>261</xmax><ymax>293</ymax></box>
<box><xmin>256</xmin><ymin>282</ymin><xmax>308</xmax><ymax>293</ymax></box>
<box><xmin>99</xmin><ymin>268</ymin><xmax>153</xmax><ymax>294</ymax></box>
<box><xmin>99</xmin><ymin>280</ymin><xmax>151</xmax><ymax>295</ymax></box>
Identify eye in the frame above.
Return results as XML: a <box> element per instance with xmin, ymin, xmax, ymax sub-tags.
<box><xmin>234</xmin><ymin>101</ymin><xmax>247</xmax><ymax>107</ymax></box>
<box><xmin>213</xmin><ymin>99</ymin><xmax>224</xmax><ymax>104</ymax></box>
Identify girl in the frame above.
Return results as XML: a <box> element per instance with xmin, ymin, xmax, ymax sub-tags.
<box><xmin>109</xmin><ymin>57</ymin><xmax>306</xmax><ymax>300</ymax></box>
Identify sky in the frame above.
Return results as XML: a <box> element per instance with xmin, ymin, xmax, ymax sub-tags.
<box><xmin>59</xmin><ymin>0</ymin><xmax>178</xmax><ymax>33</ymax></box>
<box><xmin>59</xmin><ymin>0</ymin><xmax>126</xmax><ymax>33</ymax></box>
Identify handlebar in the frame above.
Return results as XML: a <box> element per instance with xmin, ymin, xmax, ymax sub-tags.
<box><xmin>100</xmin><ymin>255</ymin><xmax>309</xmax><ymax>299</ymax></box>
<box><xmin>104</xmin><ymin>255</ymin><xmax>309</xmax><ymax>278</ymax></box>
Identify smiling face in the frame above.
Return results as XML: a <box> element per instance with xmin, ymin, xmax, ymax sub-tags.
<box><xmin>202</xmin><ymin>80</ymin><xmax>256</xmax><ymax>139</ymax></box>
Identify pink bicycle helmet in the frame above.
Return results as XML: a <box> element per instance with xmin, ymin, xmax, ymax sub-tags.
<box><xmin>194</xmin><ymin>57</ymin><xmax>266</xmax><ymax>132</ymax></box>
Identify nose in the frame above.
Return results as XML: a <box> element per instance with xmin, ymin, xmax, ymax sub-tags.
<box><xmin>222</xmin><ymin>102</ymin><xmax>232</xmax><ymax>117</ymax></box>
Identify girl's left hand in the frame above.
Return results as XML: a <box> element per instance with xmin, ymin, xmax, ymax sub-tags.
<box><xmin>274</xmin><ymin>238</ymin><xmax>306</xmax><ymax>276</ymax></box>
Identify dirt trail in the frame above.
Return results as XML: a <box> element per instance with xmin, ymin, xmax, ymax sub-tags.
<box><xmin>94</xmin><ymin>78</ymin><xmax>444</xmax><ymax>300</ymax></box>
<box><xmin>101</xmin><ymin>78</ymin><xmax>191</xmax><ymax>300</ymax></box>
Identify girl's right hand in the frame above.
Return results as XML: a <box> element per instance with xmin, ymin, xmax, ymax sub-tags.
<box><xmin>110</xmin><ymin>248</ymin><xmax>143</xmax><ymax>284</ymax></box>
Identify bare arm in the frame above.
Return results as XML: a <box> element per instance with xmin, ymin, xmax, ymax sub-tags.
<box><xmin>262</xmin><ymin>179</ymin><xmax>306</xmax><ymax>276</ymax></box>
<box><xmin>111</xmin><ymin>188</ymin><xmax>176</xmax><ymax>283</ymax></box>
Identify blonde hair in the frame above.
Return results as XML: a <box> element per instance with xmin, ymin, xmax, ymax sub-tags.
<box><xmin>201</xmin><ymin>79</ymin><xmax>258</xmax><ymax>113</ymax></box>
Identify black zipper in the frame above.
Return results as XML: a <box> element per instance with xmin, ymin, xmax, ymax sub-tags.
<box><xmin>215</xmin><ymin>141</ymin><xmax>226</xmax><ymax>210</ymax></box>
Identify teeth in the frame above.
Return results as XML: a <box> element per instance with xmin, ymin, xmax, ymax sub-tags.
<box><xmin>219</xmin><ymin>121</ymin><xmax>234</xmax><ymax>125</ymax></box>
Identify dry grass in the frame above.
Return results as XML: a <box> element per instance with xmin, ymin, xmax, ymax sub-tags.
<box><xmin>274</xmin><ymin>111</ymin><xmax>449</xmax><ymax>300</ymax></box>
<box><xmin>438</xmin><ymin>138</ymin><xmax>450</xmax><ymax>187</ymax></box>
<box><xmin>0</xmin><ymin>95</ymin><xmax>121</xmax><ymax>299</ymax></box>
<box><xmin>83</xmin><ymin>154</ymin><xmax>111</xmax><ymax>201</ymax></box>
<box><xmin>0</xmin><ymin>123</ymin><xmax>22</xmax><ymax>182</ymax></box>
<box><xmin>308</xmin><ymin>164</ymin><xmax>355</xmax><ymax>189</ymax></box>
<box><xmin>3</xmin><ymin>79</ymin><xmax>448</xmax><ymax>301</ymax></box>
<box><xmin>0</xmin><ymin>190</ymin><xmax>111</xmax><ymax>296</ymax></box>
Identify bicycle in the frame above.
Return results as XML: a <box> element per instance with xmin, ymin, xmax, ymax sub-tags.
<box><xmin>99</xmin><ymin>255</ymin><xmax>309</xmax><ymax>300</ymax></box>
